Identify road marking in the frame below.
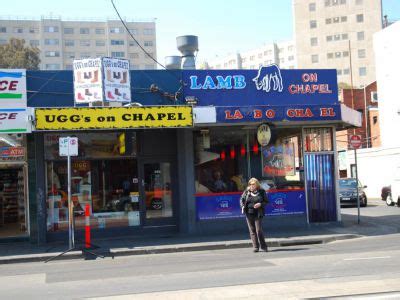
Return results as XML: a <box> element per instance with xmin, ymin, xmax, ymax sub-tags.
<box><xmin>343</xmin><ymin>256</ymin><xmax>391</xmax><ymax>261</ymax></box>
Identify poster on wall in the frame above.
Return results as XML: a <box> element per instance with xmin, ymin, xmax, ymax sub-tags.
<box><xmin>73</xmin><ymin>58</ymin><xmax>103</xmax><ymax>104</ymax></box>
<box><xmin>261</xmin><ymin>142</ymin><xmax>295</xmax><ymax>177</ymax></box>
<box><xmin>102</xmin><ymin>57</ymin><xmax>131</xmax><ymax>102</ymax></box>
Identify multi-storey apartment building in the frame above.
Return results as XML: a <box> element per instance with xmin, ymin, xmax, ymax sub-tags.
<box><xmin>0</xmin><ymin>16</ymin><xmax>157</xmax><ymax>70</ymax></box>
<box><xmin>204</xmin><ymin>40</ymin><xmax>296</xmax><ymax>70</ymax></box>
<box><xmin>293</xmin><ymin>0</ymin><xmax>382</xmax><ymax>87</ymax></box>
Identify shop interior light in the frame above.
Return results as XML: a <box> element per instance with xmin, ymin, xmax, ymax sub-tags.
<box><xmin>230</xmin><ymin>146</ymin><xmax>236</xmax><ymax>159</ymax></box>
<box><xmin>240</xmin><ymin>144</ymin><xmax>246</xmax><ymax>156</ymax></box>
<box><xmin>220</xmin><ymin>150</ymin><xmax>226</xmax><ymax>160</ymax></box>
<box><xmin>253</xmin><ymin>143</ymin><xmax>259</xmax><ymax>154</ymax></box>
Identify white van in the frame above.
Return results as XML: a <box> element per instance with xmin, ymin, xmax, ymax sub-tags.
<box><xmin>386</xmin><ymin>165</ymin><xmax>400</xmax><ymax>207</ymax></box>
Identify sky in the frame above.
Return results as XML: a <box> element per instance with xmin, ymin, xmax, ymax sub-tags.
<box><xmin>2</xmin><ymin>0</ymin><xmax>400</xmax><ymax>66</ymax></box>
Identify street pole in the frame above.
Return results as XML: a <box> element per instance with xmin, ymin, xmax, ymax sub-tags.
<box><xmin>67</xmin><ymin>137</ymin><xmax>75</xmax><ymax>249</ymax></box>
<box><xmin>354</xmin><ymin>148</ymin><xmax>360</xmax><ymax>224</ymax></box>
<box><xmin>363</xmin><ymin>85</ymin><xmax>369</xmax><ymax>148</ymax></box>
<box><xmin>349</xmin><ymin>40</ymin><xmax>355</xmax><ymax>136</ymax></box>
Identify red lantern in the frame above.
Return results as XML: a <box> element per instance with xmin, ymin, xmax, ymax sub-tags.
<box><xmin>230</xmin><ymin>146</ymin><xmax>236</xmax><ymax>159</ymax></box>
<box><xmin>253</xmin><ymin>143</ymin><xmax>259</xmax><ymax>154</ymax></box>
<box><xmin>220</xmin><ymin>150</ymin><xmax>226</xmax><ymax>160</ymax></box>
<box><xmin>240</xmin><ymin>144</ymin><xmax>246</xmax><ymax>157</ymax></box>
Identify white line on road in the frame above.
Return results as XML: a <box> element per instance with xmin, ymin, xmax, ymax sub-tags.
<box><xmin>343</xmin><ymin>256</ymin><xmax>391</xmax><ymax>261</ymax></box>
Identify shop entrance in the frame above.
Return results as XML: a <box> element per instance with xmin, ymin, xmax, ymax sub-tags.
<box><xmin>0</xmin><ymin>164</ymin><xmax>28</xmax><ymax>238</ymax></box>
<box><xmin>139</xmin><ymin>160</ymin><xmax>176</xmax><ymax>226</ymax></box>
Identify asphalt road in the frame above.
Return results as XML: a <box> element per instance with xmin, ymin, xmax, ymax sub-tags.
<box><xmin>1</xmin><ymin>199</ymin><xmax>400</xmax><ymax>299</ymax></box>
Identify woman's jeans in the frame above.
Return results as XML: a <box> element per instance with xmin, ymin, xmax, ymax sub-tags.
<box><xmin>245</xmin><ymin>214</ymin><xmax>267</xmax><ymax>250</ymax></box>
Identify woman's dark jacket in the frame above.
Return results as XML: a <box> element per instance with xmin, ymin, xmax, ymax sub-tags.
<box><xmin>240</xmin><ymin>188</ymin><xmax>269</xmax><ymax>218</ymax></box>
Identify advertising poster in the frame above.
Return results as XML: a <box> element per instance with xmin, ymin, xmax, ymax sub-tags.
<box><xmin>0</xmin><ymin>69</ymin><xmax>27</xmax><ymax>108</ymax></box>
<box><xmin>262</xmin><ymin>142</ymin><xmax>295</xmax><ymax>177</ymax></box>
<box><xmin>196</xmin><ymin>190</ymin><xmax>306</xmax><ymax>220</ymax></box>
<box><xmin>102</xmin><ymin>57</ymin><xmax>131</xmax><ymax>102</ymax></box>
<box><xmin>73</xmin><ymin>58</ymin><xmax>103</xmax><ymax>103</ymax></box>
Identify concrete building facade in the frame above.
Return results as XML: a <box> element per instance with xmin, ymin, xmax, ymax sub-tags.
<box><xmin>205</xmin><ymin>40</ymin><xmax>296</xmax><ymax>70</ymax></box>
<box><xmin>293</xmin><ymin>0</ymin><xmax>382</xmax><ymax>88</ymax></box>
<box><xmin>0</xmin><ymin>16</ymin><xmax>157</xmax><ymax>70</ymax></box>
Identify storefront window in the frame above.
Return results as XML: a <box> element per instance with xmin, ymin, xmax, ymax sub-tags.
<box><xmin>304</xmin><ymin>128</ymin><xmax>333</xmax><ymax>152</ymax></box>
<box><xmin>45</xmin><ymin>132</ymin><xmax>140</xmax><ymax>232</ymax></box>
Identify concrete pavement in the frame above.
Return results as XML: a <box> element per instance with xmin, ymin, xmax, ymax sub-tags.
<box><xmin>0</xmin><ymin>198</ymin><xmax>398</xmax><ymax>264</ymax></box>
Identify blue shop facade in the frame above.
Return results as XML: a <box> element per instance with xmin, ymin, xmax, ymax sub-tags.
<box><xmin>11</xmin><ymin>66</ymin><xmax>360</xmax><ymax>243</ymax></box>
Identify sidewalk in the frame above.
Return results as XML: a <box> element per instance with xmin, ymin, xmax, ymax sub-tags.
<box><xmin>0</xmin><ymin>199</ymin><xmax>397</xmax><ymax>264</ymax></box>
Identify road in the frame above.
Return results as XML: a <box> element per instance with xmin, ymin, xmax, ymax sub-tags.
<box><xmin>1</xmin><ymin>199</ymin><xmax>400</xmax><ymax>299</ymax></box>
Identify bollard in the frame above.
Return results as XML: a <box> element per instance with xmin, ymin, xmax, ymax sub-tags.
<box><xmin>85</xmin><ymin>204</ymin><xmax>91</xmax><ymax>249</ymax></box>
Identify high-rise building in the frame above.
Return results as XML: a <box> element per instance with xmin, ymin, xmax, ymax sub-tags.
<box><xmin>293</xmin><ymin>0</ymin><xmax>382</xmax><ymax>87</ymax></box>
<box><xmin>204</xmin><ymin>40</ymin><xmax>296</xmax><ymax>70</ymax></box>
<box><xmin>0</xmin><ymin>16</ymin><xmax>157</xmax><ymax>70</ymax></box>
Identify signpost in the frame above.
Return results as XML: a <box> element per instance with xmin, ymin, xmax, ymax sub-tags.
<box><xmin>349</xmin><ymin>134</ymin><xmax>362</xmax><ymax>224</ymax></box>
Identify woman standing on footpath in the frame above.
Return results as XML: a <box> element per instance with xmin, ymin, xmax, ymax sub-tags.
<box><xmin>240</xmin><ymin>178</ymin><xmax>269</xmax><ymax>252</ymax></box>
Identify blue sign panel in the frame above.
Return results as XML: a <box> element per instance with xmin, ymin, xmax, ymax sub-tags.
<box><xmin>196</xmin><ymin>190</ymin><xmax>306</xmax><ymax>220</ymax></box>
<box><xmin>216</xmin><ymin>104</ymin><xmax>341</xmax><ymax>123</ymax></box>
<box><xmin>183</xmin><ymin>66</ymin><xmax>338</xmax><ymax>106</ymax></box>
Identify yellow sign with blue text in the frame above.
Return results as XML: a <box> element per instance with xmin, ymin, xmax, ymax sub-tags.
<box><xmin>35</xmin><ymin>106</ymin><xmax>193</xmax><ymax>130</ymax></box>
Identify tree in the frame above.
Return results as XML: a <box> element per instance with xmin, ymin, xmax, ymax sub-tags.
<box><xmin>0</xmin><ymin>38</ymin><xmax>40</xmax><ymax>70</ymax></box>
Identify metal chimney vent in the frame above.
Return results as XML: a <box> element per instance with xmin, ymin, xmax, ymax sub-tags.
<box><xmin>176</xmin><ymin>35</ymin><xmax>199</xmax><ymax>69</ymax></box>
<box><xmin>165</xmin><ymin>56</ymin><xmax>182</xmax><ymax>69</ymax></box>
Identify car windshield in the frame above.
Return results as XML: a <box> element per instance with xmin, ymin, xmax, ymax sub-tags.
<box><xmin>339</xmin><ymin>179</ymin><xmax>358</xmax><ymax>188</ymax></box>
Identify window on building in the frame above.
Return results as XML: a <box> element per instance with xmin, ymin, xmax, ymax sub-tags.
<box><xmin>326</xmin><ymin>35</ymin><xmax>333</xmax><ymax>42</ymax></box>
<box><xmin>65</xmin><ymin>64</ymin><xmax>73</xmax><ymax>70</ymax></box>
<box><xmin>111</xmin><ymin>51</ymin><xmax>125</xmax><ymax>58</ymax></box>
<box><xmin>96</xmin><ymin>40</ymin><xmax>105</xmax><ymax>47</ymax></box>
<box><xmin>0</xmin><ymin>27</ymin><xmax>6</xmax><ymax>33</ymax></box>
<box><xmin>327</xmin><ymin>53</ymin><xmax>333</xmax><ymax>59</ymax></box>
<box><xmin>342</xmin><ymin>51</ymin><xmax>349</xmax><ymax>57</ymax></box>
<box><xmin>326</xmin><ymin>18</ymin><xmax>332</xmax><ymax>24</ymax></box>
<box><xmin>250</xmin><ymin>55</ymin><xmax>255</xmax><ymax>61</ymax></box>
<box><xmin>129</xmin><ymin>41</ymin><xmax>138</xmax><ymax>47</ymax></box>
<box><xmin>45</xmin><ymin>39</ymin><xmax>59</xmax><ymax>45</ymax></box>
<box><xmin>309</xmin><ymin>2</ymin><xmax>316</xmax><ymax>11</ymax></box>
<box><xmin>334</xmin><ymin>34</ymin><xmax>341</xmax><ymax>41</ymax></box>
<box><xmin>288</xmin><ymin>46</ymin><xmax>294</xmax><ymax>51</ymax></box>
<box><xmin>340</xmin><ymin>0</ymin><xmax>346</xmax><ymax>4</ymax></box>
<box><xmin>111</xmin><ymin>40</ymin><xmax>124</xmax><ymax>45</ymax></box>
<box><xmin>332</xmin><ymin>0</ymin><xmax>339</xmax><ymax>5</ymax></box>
<box><xmin>30</xmin><ymin>40</ymin><xmax>40</xmax><ymax>47</ymax></box>
<box><xmin>80</xmin><ymin>40</ymin><xmax>91</xmax><ymax>47</ymax></box>
<box><xmin>335</xmin><ymin>52</ymin><xmax>341</xmax><ymax>58</ymax></box>
<box><xmin>359</xmin><ymin>67</ymin><xmax>367</xmax><ymax>76</ymax></box>
<box><xmin>65</xmin><ymin>40</ymin><xmax>75</xmax><ymax>46</ymax></box>
<box><xmin>311</xmin><ymin>54</ymin><xmax>319</xmax><ymax>63</ymax></box>
<box><xmin>373</xmin><ymin>116</ymin><xmax>378</xmax><ymax>124</ymax></box>
<box><xmin>80</xmin><ymin>28</ymin><xmax>90</xmax><ymax>34</ymax></box>
<box><xmin>95</xmin><ymin>53</ymin><xmax>106</xmax><ymax>57</ymax></box>
<box><xmin>310</xmin><ymin>20</ymin><xmax>317</xmax><ymax>29</ymax></box>
<box><xmin>311</xmin><ymin>37</ymin><xmax>318</xmax><ymax>46</ymax></box>
<box><xmin>356</xmin><ymin>14</ymin><xmax>364</xmax><ymax>23</ymax></box>
<box><xmin>65</xmin><ymin>52</ymin><xmax>75</xmax><ymax>59</ymax></box>
<box><xmin>288</xmin><ymin>55</ymin><xmax>294</xmax><ymax>61</ymax></box>
<box><xmin>144</xmin><ymin>41</ymin><xmax>153</xmax><ymax>47</ymax></box>
<box><xmin>45</xmin><ymin>51</ymin><xmax>60</xmax><ymax>57</ymax></box>
<box><xmin>357</xmin><ymin>31</ymin><xmax>365</xmax><ymax>41</ymax></box>
<box><xmin>45</xmin><ymin>64</ymin><xmax>60</xmax><ymax>70</ymax></box>
<box><xmin>81</xmin><ymin>52</ymin><xmax>90</xmax><ymax>59</ymax></box>
<box><xmin>129</xmin><ymin>28</ymin><xmax>138</xmax><ymax>35</ymax></box>
<box><xmin>333</xmin><ymin>17</ymin><xmax>340</xmax><ymax>23</ymax></box>
<box><xmin>95</xmin><ymin>28</ymin><xmax>105</xmax><ymax>34</ymax></box>
<box><xmin>258</xmin><ymin>53</ymin><xmax>262</xmax><ymax>58</ymax></box>
<box><xmin>325</xmin><ymin>0</ymin><xmax>331</xmax><ymax>6</ymax></box>
<box><xmin>44</xmin><ymin>26</ymin><xmax>58</xmax><ymax>33</ymax></box>
<box><xmin>64</xmin><ymin>28</ymin><xmax>74</xmax><ymax>34</ymax></box>
<box><xmin>337</xmin><ymin>69</ymin><xmax>342</xmax><ymax>75</ymax></box>
<box><xmin>341</xmin><ymin>16</ymin><xmax>347</xmax><ymax>22</ymax></box>
<box><xmin>280</xmin><ymin>58</ymin><xmax>285</xmax><ymax>64</ymax></box>
<box><xmin>129</xmin><ymin>53</ymin><xmax>139</xmax><ymax>59</ymax></box>
<box><xmin>356</xmin><ymin>0</ymin><xmax>363</xmax><ymax>4</ymax></box>
<box><xmin>110</xmin><ymin>27</ymin><xmax>123</xmax><ymax>34</ymax></box>
<box><xmin>358</xmin><ymin>49</ymin><xmax>366</xmax><ymax>58</ymax></box>
<box><xmin>13</xmin><ymin>27</ymin><xmax>23</xmax><ymax>33</ymax></box>
<box><xmin>341</xmin><ymin>33</ymin><xmax>348</xmax><ymax>40</ymax></box>
<box><xmin>29</xmin><ymin>27</ymin><xmax>38</xmax><ymax>33</ymax></box>
<box><xmin>143</xmin><ymin>28</ymin><xmax>154</xmax><ymax>35</ymax></box>
<box><xmin>343</xmin><ymin>68</ymin><xmax>350</xmax><ymax>75</ymax></box>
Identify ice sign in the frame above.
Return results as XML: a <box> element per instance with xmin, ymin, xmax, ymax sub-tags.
<box><xmin>59</xmin><ymin>137</ymin><xmax>78</xmax><ymax>156</ymax></box>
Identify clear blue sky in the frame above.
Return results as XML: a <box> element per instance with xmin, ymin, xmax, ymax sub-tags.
<box><xmin>2</xmin><ymin>0</ymin><xmax>399</xmax><ymax>65</ymax></box>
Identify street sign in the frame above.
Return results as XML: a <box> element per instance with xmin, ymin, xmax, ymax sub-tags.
<box><xmin>59</xmin><ymin>137</ymin><xmax>78</xmax><ymax>156</ymax></box>
<box><xmin>349</xmin><ymin>135</ymin><xmax>362</xmax><ymax>149</ymax></box>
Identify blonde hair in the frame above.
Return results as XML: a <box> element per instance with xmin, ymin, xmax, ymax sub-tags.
<box><xmin>248</xmin><ymin>177</ymin><xmax>261</xmax><ymax>189</ymax></box>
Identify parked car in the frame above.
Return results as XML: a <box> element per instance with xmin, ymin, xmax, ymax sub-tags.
<box><xmin>338</xmin><ymin>178</ymin><xmax>367</xmax><ymax>207</ymax></box>
<box><xmin>381</xmin><ymin>186</ymin><xmax>391</xmax><ymax>201</ymax></box>
<box><xmin>383</xmin><ymin>165</ymin><xmax>400</xmax><ymax>207</ymax></box>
